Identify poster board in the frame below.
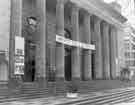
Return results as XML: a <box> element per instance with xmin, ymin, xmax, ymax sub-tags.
<box><xmin>14</xmin><ymin>36</ymin><xmax>25</xmax><ymax>75</ymax></box>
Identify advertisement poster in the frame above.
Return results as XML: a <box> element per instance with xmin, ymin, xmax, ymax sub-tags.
<box><xmin>14</xmin><ymin>36</ymin><xmax>25</xmax><ymax>75</ymax></box>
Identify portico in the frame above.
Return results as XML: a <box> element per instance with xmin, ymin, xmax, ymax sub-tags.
<box><xmin>9</xmin><ymin>0</ymin><xmax>127</xmax><ymax>86</ymax></box>
<box><xmin>54</xmin><ymin>0</ymin><xmax>124</xmax><ymax>81</ymax></box>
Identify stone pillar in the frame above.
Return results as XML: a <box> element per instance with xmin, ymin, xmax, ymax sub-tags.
<box><xmin>102</xmin><ymin>22</ymin><xmax>110</xmax><ymax>79</ymax></box>
<box><xmin>83</xmin><ymin>12</ymin><xmax>92</xmax><ymax>80</ymax></box>
<box><xmin>94</xmin><ymin>17</ymin><xmax>103</xmax><ymax>79</ymax></box>
<box><xmin>55</xmin><ymin>0</ymin><xmax>65</xmax><ymax>80</ymax></box>
<box><xmin>36</xmin><ymin>0</ymin><xmax>46</xmax><ymax>82</ymax></box>
<box><xmin>71</xmin><ymin>5</ymin><xmax>81</xmax><ymax>81</ymax></box>
<box><xmin>110</xmin><ymin>26</ymin><xmax>117</xmax><ymax>79</ymax></box>
<box><xmin>9</xmin><ymin>0</ymin><xmax>22</xmax><ymax>86</ymax></box>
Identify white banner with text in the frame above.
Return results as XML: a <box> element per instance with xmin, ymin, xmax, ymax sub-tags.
<box><xmin>56</xmin><ymin>35</ymin><xmax>95</xmax><ymax>50</ymax></box>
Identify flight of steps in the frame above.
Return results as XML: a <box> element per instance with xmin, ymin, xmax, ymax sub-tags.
<box><xmin>11</xmin><ymin>82</ymin><xmax>54</xmax><ymax>98</ymax></box>
<box><xmin>0</xmin><ymin>80</ymin><xmax>133</xmax><ymax>103</ymax></box>
<box><xmin>78</xmin><ymin>80</ymin><xmax>135</xmax><ymax>94</ymax></box>
<box><xmin>56</xmin><ymin>89</ymin><xmax>135</xmax><ymax>105</ymax></box>
<box><xmin>0</xmin><ymin>82</ymin><xmax>55</xmax><ymax>103</ymax></box>
<box><xmin>55</xmin><ymin>80</ymin><xmax>135</xmax><ymax>95</ymax></box>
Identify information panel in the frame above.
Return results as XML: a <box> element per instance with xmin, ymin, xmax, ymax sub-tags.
<box><xmin>14</xmin><ymin>36</ymin><xmax>25</xmax><ymax>75</ymax></box>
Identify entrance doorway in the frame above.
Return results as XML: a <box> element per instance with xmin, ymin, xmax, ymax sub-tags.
<box><xmin>24</xmin><ymin>40</ymin><xmax>36</xmax><ymax>82</ymax></box>
<box><xmin>65</xmin><ymin>46</ymin><xmax>72</xmax><ymax>81</ymax></box>
<box><xmin>23</xmin><ymin>16</ymin><xmax>38</xmax><ymax>82</ymax></box>
<box><xmin>64</xmin><ymin>28</ymin><xmax>72</xmax><ymax>81</ymax></box>
<box><xmin>91</xmin><ymin>51</ymin><xmax>95</xmax><ymax>79</ymax></box>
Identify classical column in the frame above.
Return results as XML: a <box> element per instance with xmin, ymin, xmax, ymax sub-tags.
<box><xmin>9</xmin><ymin>0</ymin><xmax>22</xmax><ymax>79</ymax></box>
<box><xmin>102</xmin><ymin>22</ymin><xmax>110</xmax><ymax>79</ymax></box>
<box><xmin>71</xmin><ymin>5</ymin><xmax>81</xmax><ymax>81</ymax></box>
<box><xmin>55</xmin><ymin>0</ymin><xmax>65</xmax><ymax>80</ymax></box>
<box><xmin>110</xmin><ymin>26</ymin><xmax>117</xmax><ymax>79</ymax></box>
<box><xmin>94</xmin><ymin>17</ymin><xmax>103</xmax><ymax>79</ymax></box>
<box><xmin>36</xmin><ymin>0</ymin><xmax>46</xmax><ymax>81</ymax></box>
<box><xmin>83</xmin><ymin>12</ymin><xmax>92</xmax><ymax>80</ymax></box>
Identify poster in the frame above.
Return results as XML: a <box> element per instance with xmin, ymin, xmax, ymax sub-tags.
<box><xmin>14</xmin><ymin>36</ymin><xmax>25</xmax><ymax>75</ymax></box>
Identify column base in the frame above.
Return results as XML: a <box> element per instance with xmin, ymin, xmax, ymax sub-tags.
<box><xmin>83</xmin><ymin>77</ymin><xmax>92</xmax><ymax>81</ymax></box>
<box><xmin>71</xmin><ymin>77</ymin><xmax>81</xmax><ymax>86</ymax></box>
<box><xmin>8</xmin><ymin>76</ymin><xmax>23</xmax><ymax>89</ymax></box>
<box><xmin>72</xmin><ymin>77</ymin><xmax>81</xmax><ymax>81</ymax></box>
<box><xmin>35</xmin><ymin>77</ymin><xmax>47</xmax><ymax>87</ymax></box>
<box><xmin>103</xmin><ymin>77</ymin><xmax>110</xmax><ymax>80</ymax></box>
<box><xmin>55</xmin><ymin>77</ymin><xmax>65</xmax><ymax>82</ymax></box>
<box><xmin>95</xmin><ymin>77</ymin><xmax>103</xmax><ymax>80</ymax></box>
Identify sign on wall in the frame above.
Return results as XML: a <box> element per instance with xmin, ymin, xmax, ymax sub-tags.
<box><xmin>14</xmin><ymin>36</ymin><xmax>25</xmax><ymax>75</ymax></box>
<box><xmin>56</xmin><ymin>35</ymin><xmax>95</xmax><ymax>50</ymax></box>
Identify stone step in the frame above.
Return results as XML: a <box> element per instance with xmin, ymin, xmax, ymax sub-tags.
<box><xmin>0</xmin><ymin>93</ymin><xmax>51</xmax><ymax>103</ymax></box>
<box><xmin>107</xmin><ymin>95</ymin><xmax>135</xmax><ymax>105</ymax></box>
<box><xmin>87</xmin><ymin>92</ymin><xmax>134</xmax><ymax>105</ymax></box>
<box><xmin>99</xmin><ymin>95</ymin><xmax>135</xmax><ymax>105</ymax></box>
<box><xmin>74</xmin><ymin>94</ymin><xmax>135</xmax><ymax>105</ymax></box>
<box><xmin>56</xmin><ymin>90</ymin><xmax>135</xmax><ymax>105</ymax></box>
<box><xmin>54</xmin><ymin>80</ymin><xmax>134</xmax><ymax>95</ymax></box>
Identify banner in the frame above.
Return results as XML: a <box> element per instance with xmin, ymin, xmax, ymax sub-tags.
<box><xmin>56</xmin><ymin>35</ymin><xmax>95</xmax><ymax>50</ymax></box>
<box><xmin>14</xmin><ymin>36</ymin><xmax>25</xmax><ymax>75</ymax></box>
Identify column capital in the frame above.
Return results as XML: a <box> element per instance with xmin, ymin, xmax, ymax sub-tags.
<box><xmin>102</xmin><ymin>21</ymin><xmax>110</xmax><ymax>32</ymax></box>
<box><xmin>94</xmin><ymin>16</ymin><xmax>102</xmax><ymax>24</ymax></box>
<box><xmin>83</xmin><ymin>11</ymin><xmax>92</xmax><ymax>18</ymax></box>
<box><xmin>110</xmin><ymin>25</ymin><xmax>117</xmax><ymax>32</ymax></box>
<box><xmin>71</xmin><ymin>4</ymin><xmax>80</xmax><ymax>12</ymax></box>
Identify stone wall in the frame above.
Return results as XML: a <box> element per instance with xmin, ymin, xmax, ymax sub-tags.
<box><xmin>0</xmin><ymin>0</ymin><xmax>10</xmax><ymax>81</ymax></box>
<box><xmin>0</xmin><ymin>0</ymin><xmax>10</xmax><ymax>51</ymax></box>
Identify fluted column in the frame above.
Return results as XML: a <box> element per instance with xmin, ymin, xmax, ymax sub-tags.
<box><xmin>55</xmin><ymin>0</ymin><xmax>65</xmax><ymax>80</ymax></box>
<box><xmin>83</xmin><ymin>12</ymin><xmax>92</xmax><ymax>80</ymax></box>
<box><xmin>110</xmin><ymin>26</ymin><xmax>117</xmax><ymax>79</ymax></box>
<box><xmin>9</xmin><ymin>0</ymin><xmax>23</xmax><ymax>88</ymax></box>
<box><xmin>36</xmin><ymin>0</ymin><xmax>46</xmax><ymax>81</ymax></box>
<box><xmin>94</xmin><ymin>17</ymin><xmax>103</xmax><ymax>79</ymax></box>
<box><xmin>9</xmin><ymin>0</ymin><xmax>22</xmax><ymax>79</ymax></box>
<box><xmin>102</xmin><ymin>22</ymin><xmax>110</xmax><ymax>79</ymax></box>
<box><xmin>71</xmin><ymin>5</ymin><xmax>81</xmax><ymax>81</ymax></box>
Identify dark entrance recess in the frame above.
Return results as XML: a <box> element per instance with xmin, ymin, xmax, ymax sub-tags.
<box><xmin>91</xmin><ymin>51</ymin><xmax>95</xmax><ymax>79</ymax></box>
<box><xmin>23</xmin><ymin>16</ymin><xmax>38</xmax><ymax>82</ymax></box>
<box><xmin>24</xmin><ymin>40</ymin><xmax>36</xmax><ymax>82</ymax></box>
<box><xmin>64</xmin><ymin>28</ymin><xmax>72</xmax><ymax>81</ymax></box>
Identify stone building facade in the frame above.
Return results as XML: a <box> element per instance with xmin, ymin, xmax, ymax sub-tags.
<box><xmin>124</xmin><ymin>25</ymin><xmax>135</xmax><ymax>72</ymax></box>
<box><xmin>0</xmin><ymin>0</ymin><xmax>127</xmax><ymax>91</ymax></box>
<box><xmin>8</xmin><ymin>0</ymin><xmax>126</xmax><ymax>83</ymax></box>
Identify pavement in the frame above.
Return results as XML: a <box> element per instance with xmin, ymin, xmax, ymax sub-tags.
<box><xmin>0</xmin><ymin>87</ymin><xmax>134</xmax><ymax>105</ymax></box>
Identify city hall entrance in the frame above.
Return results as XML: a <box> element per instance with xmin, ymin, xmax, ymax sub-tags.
<box><xmin>22</xmin><ymin>16</ymin><xmax>38</xmax><ymax>82</ymax></box>
<box><xmin>23</xmin><ymin>41</ymin><xmax>36</xmax><ymax>82</ymax></box>
<box><xmin>65</xmin><ymin>46</ymin><xmax>72</xmax><ymax>81</ymax></box>
<box><xmin>64</xmin><ymin>29</ymin><xmax>72</xmax><ymax>81</ymax></box>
